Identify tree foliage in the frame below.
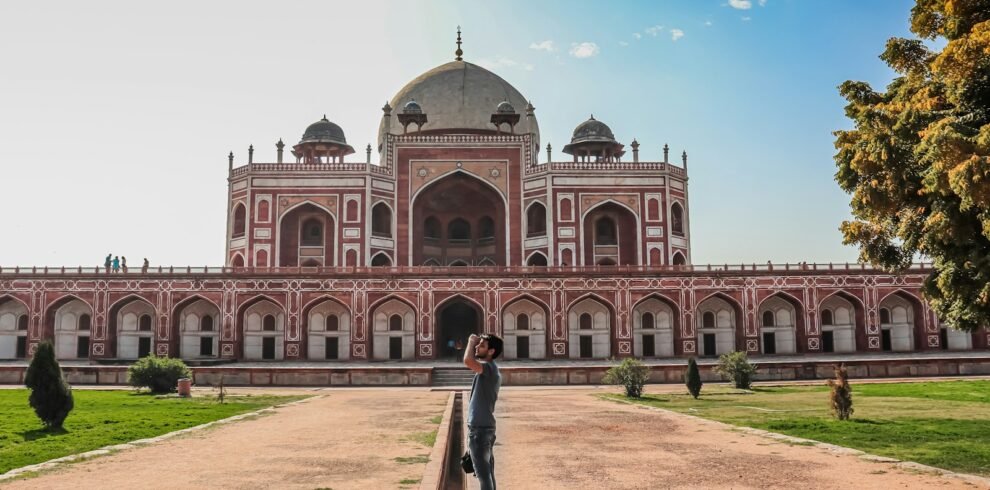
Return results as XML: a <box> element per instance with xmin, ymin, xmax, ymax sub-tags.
<box><xmin>685</xmin><ymin>357</ymin><xmax>703</xmax><ymax>399</ymax></box>
<box><xmin>127</xmin><ymin>356</ymin><xmax>192</xmax><ymax>394</ymax></box>
<box><xmin>604</xmin><ymin>357</ymin><xmax>651</xmax><ymax>398</ymax></box>
<box><xmin>24</xmin><ymin>341</ymin><xmax>75</xmax><ymax>430</ymax></box>
<box><xmin>714</xmin><ymin>351</ymin><xmax>757</xmax><ymax>390</ymax></box>
<box><xmin>834</xmin><ymin>0</ymin><xmax>990</xmax><ymax>332</ymax></box>
<box><xmin>827</xmin><ymin>364</ymin><xmax>854</xmax><ymax>420</ymax></box>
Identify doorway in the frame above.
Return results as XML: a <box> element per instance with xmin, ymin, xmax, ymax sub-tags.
<box><xmin>437</xmin><ymin>300</ymin><xmax>481</xmax><ymax>360</ymax></box>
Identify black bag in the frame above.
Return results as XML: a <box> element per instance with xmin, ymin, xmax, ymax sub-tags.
<box><xmin>461</xmin><ymin>451</ymin><xmax>474</xmax><ymax>474</ymax></box>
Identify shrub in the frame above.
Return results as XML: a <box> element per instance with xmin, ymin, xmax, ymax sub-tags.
<box><xmin>603</xmin><ymin>357</ymin><xmax>650</xmax><ymax>398</ymax></box>
<box><xmin>24</xmin><ymin>341</ymin><xmax>75</xmax><ymax>430</ymax></box>
<box><xmin>827</xmin><ymin>364</ymin><xmax>854</xmax><ymax>420</ymax></box>
<box><xmin>685</xmin><ymin>357</ymin><xmax>703</xmax><ymax>399</ymax></box>
<box><xmin>127</xmin><ymin>356</ymin><xmax>192</xmax><ymax>394</ymax></box>
<box><xmin>714</xmin><ymin>351</ymin><xmax>757</xmax><ymax>389</ymax></box>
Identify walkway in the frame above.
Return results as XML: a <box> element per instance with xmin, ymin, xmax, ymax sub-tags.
<box><xmin>489</xmin><ymin>387</ymin><xmax>980</xmax><ymax>489</ymax></box>
<box><xmin>4</xmin><ymin>389</ymin><xmax>448</xmax><ymax>490</ymax></box>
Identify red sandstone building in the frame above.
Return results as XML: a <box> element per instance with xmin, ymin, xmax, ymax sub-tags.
<box><xmin>1</xmin><ymin>41</ymin><xmax>987</xmax><ymax>366</ymax></box>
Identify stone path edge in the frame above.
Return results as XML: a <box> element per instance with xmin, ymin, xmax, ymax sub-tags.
<box><xmin>419</xmin><ymin>391</ymin><xmax>457</xmax><ymax>490</ymax></box>
<box><xmin>0</xmin><ymin>395</ymin><xmax>321</xmax><ymax>483</ymax></box>
<box><xmin>602</xmin><ymin>395</ymin><xmax>990</xmax><ymax>489</ymax></box>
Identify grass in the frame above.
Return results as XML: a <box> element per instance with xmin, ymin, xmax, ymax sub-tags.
<box><xmin>404</xmin><ymin>430</ymin><xmax>438</xmax><ymax>448</ymax></box>
<box><xmin>0</xmin><ymin>389</ymin><xmax>304</xmax><ymax>474</ymax></box>
<box><xmin>601</xmin><ymin>380</ymin><xmax>990</xmax><ymax>477</ymax></box>
<box><xmin>394</xmin><ymin>455</ymin><xmax>430</xmax><ymax>464</ymax></box>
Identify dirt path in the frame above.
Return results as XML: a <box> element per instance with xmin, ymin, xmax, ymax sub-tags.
<box><xmin>4</xmin><ymin>389</ymin><xmax>448</xmax><ymax>490</ymax></box>
<box><xmin>490</xmin><ymin>388</ymin><xmax>982</xmax><ymax>489</ymax></box>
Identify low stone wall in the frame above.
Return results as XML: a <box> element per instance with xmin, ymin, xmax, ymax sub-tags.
<box><xmin>1</xmin><ymin>355</ymin><xmax>989</xmax><ymax>387</ymax></box>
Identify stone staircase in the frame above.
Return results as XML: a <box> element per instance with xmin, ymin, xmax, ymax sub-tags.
<box><xmin>432</xmin><ymin>367</ymin><xmax>475</xmax><ymax>387</ymax></box>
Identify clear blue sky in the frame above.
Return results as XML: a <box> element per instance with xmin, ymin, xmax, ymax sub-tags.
<box><xmin>0</xmin><ymin>0</ymin><xmax>919</xmax><ymax>266</ymax></box>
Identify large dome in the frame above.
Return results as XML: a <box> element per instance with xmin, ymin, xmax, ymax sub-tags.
<box><xmin>379</xmin><ymin>61</ymin><xmax>539</xmax><ymax>144</ymax></box>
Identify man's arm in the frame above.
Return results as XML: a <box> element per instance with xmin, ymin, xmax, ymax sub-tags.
<box><xmin>463</xmin><ymin>334</ymin><xmax>483</xmax><ymax>373</ymax></box>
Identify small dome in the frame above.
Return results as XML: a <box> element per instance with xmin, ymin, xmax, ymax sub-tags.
<box><xmin>570</xmin><ymin>115</ymin><xmax>616</xmax><ymax>144</ymax></box>
<box><xmin>300</xmin><ymin>116</ymin><xmax>348</xmax><ymax>145</ymax></box>
<box><xmin>496</xmin><ymin>101</ymin><xmax>515</xmax><ymax>114</ymax></box>
<box><xmin>403</xmin><ymin>100</ymin><xmax>423</xmax><ymax>114</ymax></box>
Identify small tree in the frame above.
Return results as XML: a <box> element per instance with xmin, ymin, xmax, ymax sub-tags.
<box><xmin>685</xmin><ymin>357</ymin><xmax>703</xmax><ymax>399</ymax></box>
<box><xmin>127</xmin><ymin>356</ymin><xmax>192</xmax><ymax>394</ymax></box>
<box><xmin>603</xmin><ymin>357</ymin><xmax>650</xmax><ymax>398</ymax></box>
<box><xmin>24</xmin><ymin>341</ymin><xmax>74</xmax><ymax>430</ymax></box>
<box><xmin>827</xmin><ymin>364</ymin><xmax>854</xmax><ymax>420</ymax></box>
<box><xmin>714</xmin><ymin>351</ymin><xmax>758</xmax><ymax>390</ymax></box>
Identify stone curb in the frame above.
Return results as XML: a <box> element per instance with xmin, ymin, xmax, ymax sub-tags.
<box><xmin>419</xmin><ymin>391</ymin><xmax>457</xmax><ymax>490</ymax></box>
<box><xmin>604</xmin><ymin>396</ymin><xmax>990</xmax><ymax>489</ymax></box>
<box><xmin>0</xmin><ymin>395</ymin><xmax>321</xmax><ymax>482</ymax></box>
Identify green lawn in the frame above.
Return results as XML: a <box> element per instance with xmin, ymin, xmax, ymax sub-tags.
<box><xmin>602</xmin><ymin>380</ymin><xmax>990</xmax><ymax>477</ymax></box>
<box><xmin>0</xmin><ymin>389</ymin><xmax>305</xmax><ymax>474</ymax></box>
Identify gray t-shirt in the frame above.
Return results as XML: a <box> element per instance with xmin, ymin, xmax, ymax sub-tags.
<box><xmin>467</xmin><ymin>361</ymin><xmax>501</xmax><ymax>428</ymax></box>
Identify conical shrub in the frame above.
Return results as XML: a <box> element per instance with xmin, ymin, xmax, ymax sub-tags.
<box><xmin>24</xmin><ymin>341</ymin><xmax>74</xmax><ymax>430</ymax></box>
<box><xmin>685</xmin><ymin>357</ymin><xmax>703</xmax><ymax>399</ymax></box>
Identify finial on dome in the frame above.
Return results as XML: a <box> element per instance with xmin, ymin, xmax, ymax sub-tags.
<box><xmin>455</xmin><ymin>26</ymin><xmax>463</xmax><ymax>61</ymax></box>
<box><xmin>322</xmin><ymin>114</ymin><xmax>328</xmax><ymax>121</ymax></box>
<box><xmin>590</xmin><ymin>114</ymin><xmax>595</xmax><ymax>120</ymax></box>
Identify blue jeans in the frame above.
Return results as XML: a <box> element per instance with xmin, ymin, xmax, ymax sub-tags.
<box><xmin>468</xmin><ymin>426</ymin><xmax>497</xmax><ymax>490</ymax></box>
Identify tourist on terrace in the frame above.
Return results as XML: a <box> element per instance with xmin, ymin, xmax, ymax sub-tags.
<box><xmin>141</xmin><ymin>258</ymin><xmax>149</xmax><ymax>273</ymax></box>
<box><xmin>121</xmin><ymin>256</ymin><xmax>128</xmax><ymax>273</ymax></box>
<box><xmin>112</xmin><ymin>256</ymin><xmax>120</xmax><ymax>273</ymax></box>
<box><xmin>464</xmin><ymin>333</ymin><xmax>503</xmax><ymax>490</ymax></box>
<box><xmin>104</xmin><ymin>253</ymin><xmax>112</xmax><ymax>273</ymax></box>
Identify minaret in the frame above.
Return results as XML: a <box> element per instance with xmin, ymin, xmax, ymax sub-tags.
<box><xmin>248</xmin><ymin>144</ymin><xmax>254</xmax><ymax>164</ymax></box>
<box><xmin>631</xmin><ymin>139</ymin><xmax>640</xmax><ymax>163</ymax></box>
<box><xmin>663</xmin><ymin>143</ymin><xmax>669</xmax><ymax>163</ymax></box>
<box><xmin>276</xmin><ymin>139</ymin><xmax>285</xmax><ymax>164</ymax></box>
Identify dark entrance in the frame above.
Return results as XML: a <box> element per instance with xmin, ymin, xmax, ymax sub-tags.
<box><xmin>516</xmin><ymin>336</ymin><xmax>529</xmax><ymax>359</ymax></box>
<box><xmin>703</xmin><ymin>333</ymin><xmax>716</xmax><ymax>356</ymax></box>
<box><xmin>822</xmin><ymin>331</ymin><xmax>835</xmax><ymax>353</ymax></box>
<box><xmin>642</xmin><ymin>335</ymin><xmax>655</xmax><ymax>357</ymax></box>
<box><xmin>326</xmin><ymin>337</ymin><xmax>339</xmax><ymax>360</ymax></box>
<box><xmin>77</xmin><ymin>336</ymin><xmax>90</xmax><ymax>359</ymax></box>
<box><xmin>881</xmin><ymin>329</ymin><xmax>892</xmax><ymax>351</ymax></box>
<box><xmin>200</xmin><ymin>337</ymin><xmax>213</xmax><ymax>356</ymax></box>
<box><xmin>762</xmin><ymin>332</ymin><xmax>776</xmax><ymax>354</ymax></box>
<box><xmin>138</xmin><ymin>337</ymin><xmax>152</xmax><ymax>358</ymax></box>
<box><xmin>262</xmin><ymin>337</ymin><xmax>276</xmax><ymax>359</ymax></box>
<box><xmin>389</xmin><ymin>337</ymin><xmax>403</xmax><ymax>360</ymax></box>
<box><xmin>939</xmin><ymin>328</ymin><xmax>949</xmax><ymax>350</ymax></box>
<box><xmin>16</xmin><ymin>336</ymin><xmax>27</xmax><ymax>358</ymax></box>
<box><xmin>437</xmin><ymin>300</ymin><xmax>481</xmax><ymax>359</ymax></box>
<box><xmin>579</xmin><ymin>335</ymin><xmax>593</xmax><ymax>358</ymax></box>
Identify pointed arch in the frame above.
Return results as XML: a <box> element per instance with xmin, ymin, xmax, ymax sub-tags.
<box><xmin>0</xmin><ymin>294</ymin><xmax>30</xmax><ymax>311</ymax></box>
<box><xmin>275</xmin><ymin>200</ymin><xmax>337</xmax><ymax>267</ymax></box>
<box><xmin>525</xmin><ymin>200</ymin><xmax>548</xmax><ymax>237</ymax></box>
<box><xmin>171</xmin><ymin>294</ymin><xmax>222</xmax><ymax>359</ymax></box>
<box><xmin>672</xmin><ymin>251</ymin><xmax>686</xmax><ymax>266</ymax></box>
<box><xmin>757</xmin><ymin>291</ymin><xmax>806</xmax><ymax>354</ymax></box>
<box><xmin>370</xmin><ymin>252</ymin><xmax>392</xmax><ymax>266</ymax></box>
<box><xmin>695</xmin><ymin>291</ymin><xmax>746</xmax><ymax>354</ymax></box>
<box><xmin>580</xmin><ymin>199</ymin><xmax>642</xmax><ymax>266</ymax></box>
<box><xmin>371</xmin><ymin>201</ymin><xmax>393</xmax><ymax>238</ymax></box>
<box><xmin>818</xmin><ymin>290</ymin><xmax>867</xmax><ymax>352</ymax></box>
<box><xmin>526</xmin><ymin>251</ymin><xmax>548</xmax><ymax>267</ymax></box>
<box><xmin>232</xmin><ymin>202</ymin><xmax>247</xmax><ymax>237</ymax></box>
<box><xmin>878</xmin><ymin>289</ymin><xmax>927</xmax><ymax>351</ymax></box>
<box><xmin>632</xmin><ymin>293</ymin><xmax>681</xmax><ymax>356</ymax></box>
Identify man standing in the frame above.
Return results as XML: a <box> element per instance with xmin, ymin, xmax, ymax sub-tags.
<box><xmin>464</xmin><ymin>333</ymin><xmax>503</xmax><ymax>490</ymax></box>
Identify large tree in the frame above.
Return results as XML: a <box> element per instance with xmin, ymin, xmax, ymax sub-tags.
<box><xmin>834</xmin><ymin>0</ymin><xmax>990</xmax><ymax>332</ymax></box>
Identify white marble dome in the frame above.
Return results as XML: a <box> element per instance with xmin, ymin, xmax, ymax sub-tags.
<box><xmin>379</xmin><ymin>61</ymin><xmax>539</xmax><ymax>144</ymax></box>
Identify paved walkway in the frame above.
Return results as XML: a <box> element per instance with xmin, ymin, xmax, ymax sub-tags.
<box><xmin>4</xmin><ymin>389</ymin><xmax>448</xmax><ymax>490</ymax></box>
<box><xmin>489</xmin><ymin>388</ymin><xmax>982</xmax><ymax>489</ymax></box>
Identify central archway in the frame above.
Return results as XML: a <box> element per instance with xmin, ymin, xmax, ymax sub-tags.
<box><xmin>436</xmin><ymin>299</ymin><xmax>482</xmax><ymax>359</ymax></box>
<box><xmin>412</xmin><ymin>172</ymin><xmax>506</xmax><ymax>266</ymax></box>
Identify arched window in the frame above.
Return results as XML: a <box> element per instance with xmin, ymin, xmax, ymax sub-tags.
<box><xmin>448</xmin><ymin>219</ymin><xmax>471</xmax><ymax>241</ymax></box>
<box><xmin>762</xmin><ymin>311</ymin><xmax>775</xmax><ymax>327</ymax></box>
<box><xmin>527</xmin><ymin>252</ymin><xmax>548</xmax><ymax>267</ymax></box>
<box><xmin>821</xmin><ymin>309</ymin><xmax>833</xmax><ymax>326</ymax></box>
<box><xmin>579</xmin><ymin>313</ymin><xmax>592</xmax><ymax>330</ymax></box>
<box><xmin>231</xmin><ymin>254</ymin><xmax>245</xmax><ymax>267</ymax></box>
<box><xmin>527</xmin><ymin>202</ymin><xmax>547</xmax><ymax>237</ymax></box>
<box><xmin>516</xmin><ymin>313</ymin><xmax>529</xmax><ymax>330</ymax></box>
<box><xmin>671</xmin><ymin>202</ymin><xmax>684</xmax><ymax>236</ymax></box>
<box><xmin>560</xmin><ymin>198</ymin><xmax>572</xmax><ymax>221</ymax></box>
<box><xmin>233</xmin><ymin>204</ymin><xmax>246</xmax><ymax>237</ymax></box>
<box><xmin>139</xmin><ymin>314</ymin><xmax>153</xmax><ymax>331</ymax></box>
<box><xmin>449</xmin><ymin>260</ymin><xmax>469</xmax><ymax>267</ymax></box>
<box><xmin>17</xmin><ymin>314</ymin><xmax>28</xmax><ymax>331</ymax></box>
<box><xmin>79</xmin><ymin>314</ymin><xmax>91</xmax><ymax>330</ymax></box>
<box><xmin>647</xmin><ymin>198</ymin><xmax>660</xmax><ymax>221</ymax></box>
<box><xmin>702</xmin><ymin>312</ymin><xmax>715</xmax><ymax>329</ymax></box>
<box><xmin>672</xmin><ymin>252</ymin><xmax>686</xmax><ymax>266</ymax></box>
<box><xmin>301</xmin><ymin>218</ymin><xmax>323</xmax><ymax>246</ymax></box>
<box><xmin>256</xmin><ymin>249</ymin><xmax>268</xmax><ymax>267</ymax></box>
<box><xmin>372</xmin><ymin>203</ymin><xmax>392</xmax><ymax>238</ymax></box>
<box><xmin>262</xmin><ymin>314</ymin><xmax>276</xmax><ymax>331</ymax></box>
<box><xmin>371</xmin><ymin>253</ymin><xmax>392</xmax><ymax>266</ymax></box>
<box><xmin>325</xmin><ymin>314</ymin><xmax>339</xmax><ymax>331</ymax></box>
<box><xmin>200</xmin><ymin>315</ymin><xmax>214</xmax><ymax>331</ymax></box>
<box><xmin>389</xmin><ymin>314</ymin><xmax>403</xmax><ymax>331</ymax></box>
<box><xmin>561</xmin><ymin>249</ymin><xmax>573</xmax><ymax>266</ymax></box>
<box><xmin>595</xmin><ymin>217</ymin><xmax>617</xmax><ymax>245</ymax></box>
<box><xmin>424</xmin><ymin>216</ymin><xmax>441</xmax><ymax>240</ymax></box>
<box><xmin>345</xmin><ymin>199</ymin><xmax>358</xmax><ymax>221</ymax></box>
<box><xmin>642</xmin><ymin>312</ymin><xmax>655</xmax><ymax>329</ymax></box>
<box><xmin>478</xmin><ymin>216</ymin><xmax>495</xmax><ymax>241</ymax></box>
<box><xmin>879</xmin><ymin>308</ymin><xmax>891</xmax><ymax>324</ymax></box>
<box><xmin>596</xmin><ymin>258</ymin><xmax>617</xmax><ymax>266</ymax></box>
<box><xmin>258</xmin><ymin>200</ymin><xmax>270</xmax><ymax>222</ymax></box>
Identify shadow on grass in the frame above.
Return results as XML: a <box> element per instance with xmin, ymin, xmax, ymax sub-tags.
<box><xmin>21</xmin><ymin>426</ymin><xmax>69</xmax><ymax>441</ymax></box>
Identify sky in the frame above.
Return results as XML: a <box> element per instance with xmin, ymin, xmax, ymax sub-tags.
<box><xmin>0</xmin><ymin>0</ymin><xmax>923</xmax><ymax>267</ymax></box>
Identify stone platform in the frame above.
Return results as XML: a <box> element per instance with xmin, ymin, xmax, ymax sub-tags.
<box><xmin>2</xmin><ymin>351</ymin><xmax>990</xmax><ymax>387</ymax></box>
